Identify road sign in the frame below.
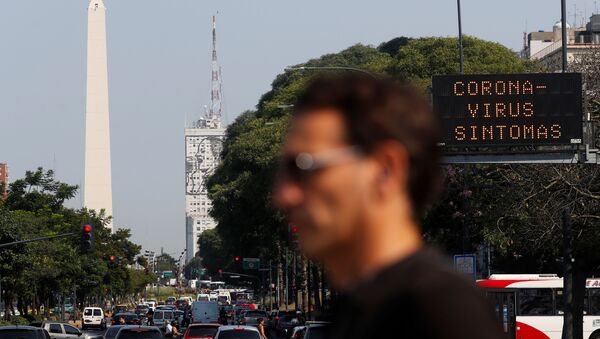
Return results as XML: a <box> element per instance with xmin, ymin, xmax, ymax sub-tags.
<box><xmin>454</xmin><ymin>254</ymin><xmax>476</xmax><ymax>280</ymax></box>
<box><xmin>432</xmin><ymin>73</ymin><xmax>583</xmax><ymax>147</ymax></box>
<box><xmin>162</xmin><ymin>271</ymin><xmax>173</xmax><ymax>278</ymax></box>
<box><xmin>243</xmin><ymin>258</ymin><xmax>260</xmax><ymax>270</ymax></box>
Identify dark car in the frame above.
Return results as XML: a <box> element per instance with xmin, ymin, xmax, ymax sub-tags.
<box><xmin>114</xmin><ymin>326</ymin><xmax>163</xmax><ymax>339</ymax></box>
<box><xmin>183</xmin><ymin>323</ymin><xmax>220</xmax><ymax>339</ymax></box>
<box><xmin>276</xmin><ymin>313</ymin><xmax>301</xmax><ymax>337</ymax></box>
<box><xmin>103</xmin><ymin>325</ymin><xmax>128</xmax><ymax>339</ymax></box>
<box><xmin>301</xmin><ymin>322</ymin><xmax>330</xmax><ymax>339</ymax></box>
<box><xmin>112</xmin><ymin>312</ymin><xmax>142</xmax><ymax>325</ymax></box>
<box><xmin>0</xmin><ymin>325</ymin><xmax>50</xmax><ymax>339</ymax></box>
<box><xmin>239</xmin><ymin>310</ymin><xmax>268</xmax><ymax>327</ymax></box>
<box><xmin>135</xmin><ymin>304</ymin><xmax>150</xmax><ymax>316</ymax></box>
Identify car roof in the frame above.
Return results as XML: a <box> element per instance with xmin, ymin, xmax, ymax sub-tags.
<box><xmin>187</xmin><ymin>323</ymin><xmax>221</xmax><ymax>327</ymax></box>
<box><xmin>118</xmin><ymin>325</ymin><xmax>161</xmax><ymax>331</ymax></box>
<box><xmin>0</xmin><ymin>325</ymin><xmax>43</xmax><ymax>330</ymax></box>
<box><xmin>218</xmin><ymin>326</ymin><xmax>259</xmax><ymax>332</ymax></box>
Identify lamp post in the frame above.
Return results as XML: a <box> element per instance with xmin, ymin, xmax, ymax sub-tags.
<box><xmin>457</xmin><ymin>0</ymin><xmax>464</xmax><ymax>74</ymax></box>
<box><xmin>561</xmin><ymin>0</ymin><xmax>568</xmax><ymax>72</ymax></box>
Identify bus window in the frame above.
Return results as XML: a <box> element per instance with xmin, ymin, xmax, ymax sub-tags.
<box><xmin>518</xmin><ymin>289</ymin><xmax>553</xmax><ymax>315</ymax></box>
<box><xmin>555</xmin><ymin>289</ymin><xmax>564</xmax><ymax>315</ymax></box>
<box><xmin>588</xmin><ymin>289</ymin><xmax>600</xmax><ymax>315</ymax></box>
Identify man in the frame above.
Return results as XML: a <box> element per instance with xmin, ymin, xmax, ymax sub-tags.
<box><xmin>272</xmin><ymin>74</ymin><xmax>505</xmax><ymax>339</ymax></box>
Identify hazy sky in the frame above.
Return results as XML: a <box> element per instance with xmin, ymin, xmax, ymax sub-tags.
<box><xmin>1</xmin><ymin>0</ymin><xmax>598</xmax><ymax>255</ymax></box>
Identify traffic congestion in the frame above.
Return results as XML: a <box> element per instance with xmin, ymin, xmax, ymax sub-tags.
<box><xmin>0</xmin><ymin>287</ymin><xmax>329</xmax><ymax>339</ymax></box>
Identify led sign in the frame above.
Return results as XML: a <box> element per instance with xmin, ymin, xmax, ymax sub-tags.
<box><xmin>432</xmin><ymin>73</ymin><xmax>583</xmax><ymax>147</ymax></box>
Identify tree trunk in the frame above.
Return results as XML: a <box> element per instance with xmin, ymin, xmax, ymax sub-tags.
<box><xmin>312</xmin><ymin>264</ymin><xmax>321</xmax><ymax>311</ymax></box>
<box><xmin>301</xmin><ymin>256</ymin><xmax>308</xmax><ymax>314</ymax></box>
<box><xmin>278</xmin><ymin>245</ymin><xmax>284</xmax><ymax>309</ymax></box>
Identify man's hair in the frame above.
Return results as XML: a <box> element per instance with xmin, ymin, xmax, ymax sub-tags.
<box><xmin>293</xmin><ymin>73</ymin><xmax>441</xmax><ymax>218</ymax></box>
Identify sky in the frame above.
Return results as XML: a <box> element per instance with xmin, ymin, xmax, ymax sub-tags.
<box><xmin>1</xmin><ymin>0</ymin><xmax>598</xmax><ymax>255</ymax></box>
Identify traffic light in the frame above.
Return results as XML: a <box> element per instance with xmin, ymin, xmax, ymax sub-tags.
<box><xmin>218</xmin><ymin>268</ymin><xmax>223</xmax><ymax>278</ymax></box>
<box><xmin>234</xmin><ymin>257</ymin><xmax>240</xmax><ymax>262</ymax></box>
<box><xmin>81</xmin><ymin>223</ymin><xmax>94</xmax><ymax>252</ymax></box>
<box><xmin>108</xmin><ymin>255</ymin><xmax>117</xmax><ymax>268</ymax></box>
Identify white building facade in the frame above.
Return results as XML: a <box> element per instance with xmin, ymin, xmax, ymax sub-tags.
<box><xmin>185</xmin><ymin>125</ymin><xmax>225</xmax><ymax>262</ymax></box>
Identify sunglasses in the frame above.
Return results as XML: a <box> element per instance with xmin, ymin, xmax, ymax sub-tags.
<box><xmin>277</xmin><ymin>146</ymin><xmax>365</xmax><ymax>183</ymax></box>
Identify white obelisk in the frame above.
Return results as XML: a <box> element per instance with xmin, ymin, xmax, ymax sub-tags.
<box><xmin>84</xmin><ymin>0</ymin><xmax>113</xmax><ymax>231</ymax></box>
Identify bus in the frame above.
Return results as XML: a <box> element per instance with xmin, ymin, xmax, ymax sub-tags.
<box><xmin>477</xmin><ymin>274</ymin><xmax>600</xmax><ymax>339</ymax></box>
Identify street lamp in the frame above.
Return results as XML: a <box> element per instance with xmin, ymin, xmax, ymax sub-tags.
<box><xmin>284</xmin><ymin>66</ymin><xmax>377</xmax><ymax>78</ymax></box>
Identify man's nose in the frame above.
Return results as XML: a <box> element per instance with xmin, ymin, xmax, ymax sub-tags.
<box><xmin>272</xmin><ymin>178</ymin><xmax>304</xmax><ymax>210</ymax></box>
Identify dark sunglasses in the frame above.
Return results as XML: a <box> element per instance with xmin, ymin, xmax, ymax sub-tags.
<box><xmin>277</xmin><ymin>146</ymin><xmax>365</xmax><ymax>183</ymax></box>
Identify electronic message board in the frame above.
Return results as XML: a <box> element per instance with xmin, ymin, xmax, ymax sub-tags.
<box><xmin>432</xmin><ymin>73</ymin><xmax>583</xmax><ymax>147</ymax></box>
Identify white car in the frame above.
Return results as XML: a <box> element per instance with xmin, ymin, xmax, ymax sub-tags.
<box><xmin>214</xmin><ymin>325</ymin><xmax>261</xmax><ymax>339</ymax></box>
<box><xmin>144</xmin><ymin>301</ymin><xmax>156</xmax><ymax>311</ymax></box>
<box><xmin>82</xmin><ymin>307</ymin><xmax>106</xmax><ymax>330</ymax></box>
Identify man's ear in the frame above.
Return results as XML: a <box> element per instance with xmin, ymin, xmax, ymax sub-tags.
<box><xmin>373</xmin><ymin>141</ymin><xmax>410</xmax><ymax>190</ymax></box>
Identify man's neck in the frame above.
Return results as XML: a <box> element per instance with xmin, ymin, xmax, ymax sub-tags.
<box><xmin>324</xmin><ymin>206</ymin><xmax>423</xmax><ymax>291</ymax></box>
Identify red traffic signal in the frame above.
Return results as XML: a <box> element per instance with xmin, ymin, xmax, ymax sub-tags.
<box><xmin>81</xmin><ymin>223</ymin><xmax>94</xmax><ymax>252</ymax></box>
<box><xmin>109</xmin><ymin>255</ymin><xmax>116</xmax><ymax>262</ymax></box>
<box><xmin>290</xmin><ymin>226</ymin><xmax>299</xmax><ymax>234</ymax></box>
<box><xmin>234</xmin><ymin>257</ymin><xmax>240</xmax><ymax>262</ymax></box>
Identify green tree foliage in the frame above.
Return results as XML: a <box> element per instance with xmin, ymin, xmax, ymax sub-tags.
<box><xmin>195</xmin><ymin>229</ymin><xmax>228</xmax><ymax>275</ymax></box>
<box><xmin>0</xmin><ymin>168</ymin><xmax>152</xmax><ymax>317</ymax></box>
<box><xmin>155</xmin><ymin>253</ymin><xmax>177</xmax><ymax>273</ymax></box>
<box><xmin>206</xmin><ymin>36</ymin><xmax>533</xmax><ymax>270</ymax></box>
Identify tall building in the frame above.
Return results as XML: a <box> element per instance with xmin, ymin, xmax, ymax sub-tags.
<box><xmin>84</xmin><ymin>0</ymin><xmax>114</xmax><ymax>231</ymax></box>
<box><xmin>185</xmin><ymin>16</ymin><xmax>226</xmax><ymax>263</ymax></box>
<box><xmin>522</xmin><ymin>15</ymin><xmax>600</xmax><ymax>70</ymax></box>
<box><xmin>0</xmin><ymin>163</ymin><xmax>8</xmax><ymax>200</ymax></box>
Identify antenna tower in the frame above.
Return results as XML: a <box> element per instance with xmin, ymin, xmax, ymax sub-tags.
<box><xmin>204</xmin><ymin>15</ymin><xmax>223</xmax><ymax>129</ymax></box>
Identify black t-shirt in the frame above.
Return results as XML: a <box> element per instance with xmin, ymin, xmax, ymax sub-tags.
<box><xmin>329</xmin><ymin>247</ymin><xmax>506</xmax><ymax>339</ymax></box>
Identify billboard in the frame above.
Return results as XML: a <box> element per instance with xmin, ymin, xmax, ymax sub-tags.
<box><xmin>432</xmin><ymin>73</ymin><xmax>583</xmax><ymax>147</ymax></box>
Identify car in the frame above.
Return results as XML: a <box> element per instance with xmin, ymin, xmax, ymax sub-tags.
<box><xmin>103</xmin><ymin>325</ymin><xmax>127</xmax><ymax>339</ymax></box>
<box><xmin>41</xmin><ymin>322</ymin><xmax>84</xmax><ymax>339</ymax></box>
<box><xmin>114</xmin><ymin>325</ymin><xmax>163</xmax><ymax>339</ymax></box>
<box><xmin>166</xmin><ymin>297</ymin><xmax>176</xmax><ymax>305</ymax></box>
<box><xmin>300</xmin><ymin>322</ymin><xmax>330</xmax><ymax>339</ymax></box>
<box><xmin>114</xmin><ymin>305</ymin><xmax>129</xmax><ymax>314</ymax></box>
<box><xmin>112</xmin><ymin>313</ymin><xmax>142</xmax><ymax>326</ymax></box>
<box><xmin>82</xmin><ymin>307</ymin><xmax>106</xmax><ymax>330</ymax></box>
<box><xmin>275</xmin><ymin>313</ymin><xmax>301</xmax><ymax>337</ymax></box>
<box><xmin>191</xmin><ymin>301</ymin><xmax>219</xmax><ymax>324</ymax></box>
<box><xmin>152</xmin><ymin>309</ymin><xmax>175</xmax><ymax>329</ymax></box>
<box><xmin>144</xmin><ymin>301</ymin><xmax>157</xmax><ymax>312</ymax></box>
<box><xmin>175</xmin><ymin>299</ymin><xmax>188</xmax><ymax>310</ymax></box>
<box><xmin>214</xmin><ymin>325</ymin><xmax>260</xmax><ymax>339</ymax></box>
<box><xmin>134</xmin><ymin>304</ymin><xmax>149</xmax><ymax>316</ymax></box>
<box><xmin>238</xmin><ymin>310</ymin><xmax>268</xmax><ymax>327</ymax></box>
<box><xmin>288</xmin><ymin>326</ymin><xmax>305</xmax><ymax>339</ymax></box>
<box><xmin>183</xmin><ymin>323</ymin><xmax>221</xmax><ymax>339</ymax></box>
<box><xmin>0</xmin><ymin>325</ymin><xmax>50</xmax><ymax>339</ymax></box>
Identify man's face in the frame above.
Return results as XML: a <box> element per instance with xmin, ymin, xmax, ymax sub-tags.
<box><xmin>273</xmin><ymin>109</ymin><xmax>375</xmax><ymax>260</ymax></box>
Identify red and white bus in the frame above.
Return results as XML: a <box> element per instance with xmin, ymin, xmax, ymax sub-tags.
<box><xmin>478</xmin><ymin>274</ymin><xmax>600</xmax><ymax>339</ymax></box>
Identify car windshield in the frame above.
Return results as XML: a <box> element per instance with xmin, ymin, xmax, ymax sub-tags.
<box><xmin>116</xmin><ymin>329</ymin><xmax>163</xmax><ymax>339</ymax></box>
<box><xmin>188</xmin><ymin>327</ymin><xmax>219</xmax><ymax>337</ymax></box>
<box><xmin>306</xmin><ymin>327</ymin><xmax>329</xmax><ymax>339</ymax></box>
<box><xmin>217</xmin><ymin>330</ymin><xmax>260</xmax><ymax>339</ymax></box>
<box><xmin>0</xmin><ymin>329</ymin><xmax>38</xmax><ymax>339</ymax></box>
<box><xmin>153</xmin><ymin>312</ymin><xmax>163</xmax><ymax>319</ymax></box>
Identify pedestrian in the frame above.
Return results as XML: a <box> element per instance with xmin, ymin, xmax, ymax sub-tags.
<box><xmin>118</xmin><ymin>316</ymin><xmax>125</xmax><ymax>325</ymax></box>
<box><xmin>272</xmin><ymin>74</ymin><xmax>505</xmax><ymax>339</ymax></box>
<box><xmin>257</xmin><ymin>318</ymin><xmax>268</xmax><ymax>339</ymax></box>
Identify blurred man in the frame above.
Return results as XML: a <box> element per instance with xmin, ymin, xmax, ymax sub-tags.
<box><xmin>273</xmin><ymin>74</ymin><xmax>504</xmax><ymax>339</ymax></box>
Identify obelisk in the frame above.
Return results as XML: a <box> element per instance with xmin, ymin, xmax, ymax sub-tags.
<box><xmin>84</xmin><ymin>0</ymin><xmax>113</xmax><ymax>231</ymax></box>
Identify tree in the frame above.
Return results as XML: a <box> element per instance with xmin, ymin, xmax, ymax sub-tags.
<box><xmin>0</xmin><ymin>168</ymin><xmax>152</xmax><ymax>317</ymax></box>
<box><xmin>196</xmin><ymin>229</ymin><xmax>227</xmax><ymax>275</ymax></box>
<box><xmin>155</xmin><ymin>253</ymin><xmax>177</xmax><ymax>273</ymax></box>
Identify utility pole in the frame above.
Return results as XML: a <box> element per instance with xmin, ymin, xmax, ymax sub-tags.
<box><xmin>562</xmin><ymin>210</ymin><xmax>574</xmax><ymax>339</ymax></box>
<box><xmin>561</xmin><ymin>0</ymin><xmax>568</xmax><ymax>72</ymax></box>
<box><xmin>457</xmin><ymin>0</ymin><xmax>464</xmax><ymax>74</ymax></box>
